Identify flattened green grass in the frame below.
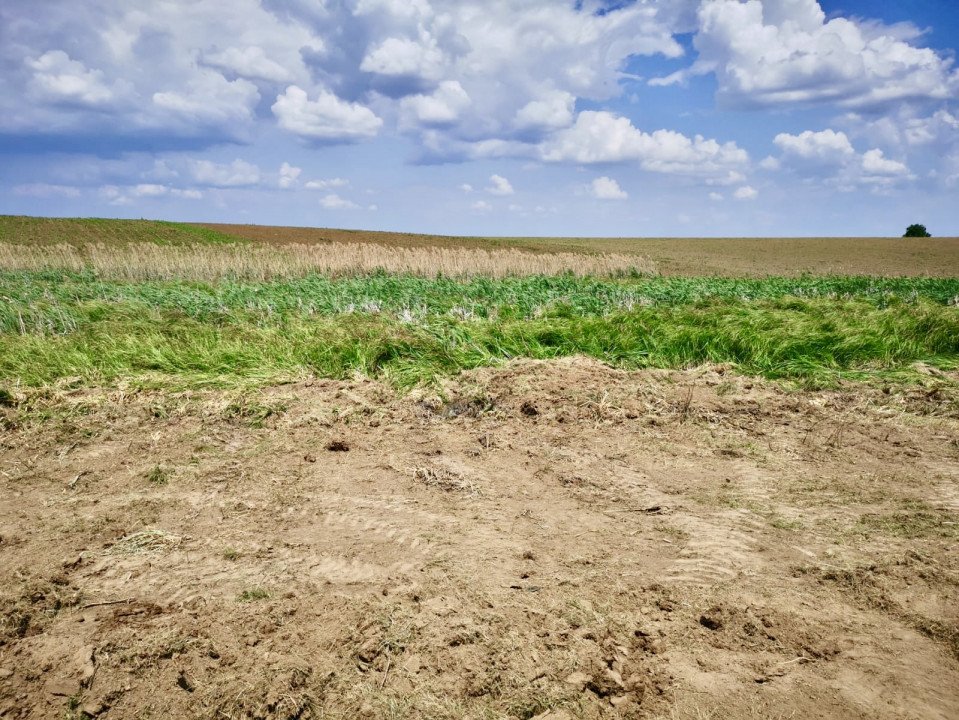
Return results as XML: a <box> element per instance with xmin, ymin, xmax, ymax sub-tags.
<box><xmin>1</xmin><ymin>269</ymin><xmax>957</xmax><ymax>389</ymax></box>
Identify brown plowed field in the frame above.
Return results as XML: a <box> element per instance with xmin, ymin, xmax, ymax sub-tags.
<box><xmin>2</xmin><ymin>359</ymin><xmax>958</xmax><ymax>719</ymax></box>
<box><xmin>197</xmin><ymin>223</ymin><xmax>959</xmax><ymax>277</ymax></box>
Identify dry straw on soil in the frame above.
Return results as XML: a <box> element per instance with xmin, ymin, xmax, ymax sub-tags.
<box><xmin>0</xmin><ymin>242</ymin><xmax>656</xmax><ymax>280</ymax></box>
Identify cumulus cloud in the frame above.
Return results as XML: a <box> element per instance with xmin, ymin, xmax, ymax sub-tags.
<box><xmin>27</xmin><ymin>51</ymin><xmax>115</xmax><ymax>106</ymax></box>
<box><xmin>361</xmin><ymin>35</ymin><xmax>447</xmax><ymax>82</ymax></box>
<box><xmin>486</xmin><ymin>174</ymin><xmax>514</xmax><ymax>196</ymax></box>
<box><xmin>320</xmin><ymin>194</ymin><xmax>360</xmax><ymax>209</ymax></box>
<box><xmin>471</xmin><ymin>200</ymin><xmax>492</xmax><ymax>212</ymax></box>
<box><xmin>590</xmin><ymin>176</ymin><xmax>628</xmax><ymax>200</ymax></box>
<box><xmin>95</xmin><ymin>183</ymin><xmax>202</xmax><ymax>204</ymax></box>
<box><xmin>860</xmin><ymin>149</ymin><xmax>909</xmax><ymax>176</ymax></box>
<box><xmin>203</xmin><ymin>46</ymin><xmax>297</xmax><ymax>84</ymax></box>
<box><xmin>1</xmin><ymin>0</ymin><xmax>322</xmax><ymax>143</ymax></box>
<box><xmin>774</xmin><ymin>129</ymin><xmax>855</xmax><ymax>165</ymax></box>
<box><xmin>733</xmin><ymin>185</ymin><xmax>758</xmax><ymax>200</ymax></box>
<box><xmin>189</xmin><ymin>159</ymin><xmax>261</xmax><ymax>187</ymax></box>
<box><xmin>347</xmin><ymin>0</ymin><xmax>687</xmax><ymax>144</ymax></box>
<box><xmin>841</xmin><ymin>108</ymin><xmax>959</xmax><ymax>149</ymax></box>
<box><xmin>541</xmin><ymin>111</ymin><xmax>749</xmax><ymax>178</ymax></box>
<box><xmin>305</xmin><ymin>178</ymin><xmax>349</xmax><ymax>190</ymax></box>
<box><xmin>514</xmin><ymin>91</ymin><xmax>576</xmax><ymax>132</ymax></box>
<box><xmin>272</xmin><ymin>86</ymin><xmax>383</xmax><ymax>141</ymax></box>
<box><xmin>279</xmin><ymin>162</ymin><xmax>302</xmax><ymax>189</ymax></box>
<box><xmin>130</xmin><ymin>183</ymin><xmax>168</xmax><ymax>197</ymax></box>
<box><xmin>152</xmin><ymin>69</ymin><xmax>260</xmax><ymax>128</ymax></box>
<box><xmin>771</xmin><ymin>128</ymin><xmax>915</xmax><ymax>190</ymax></box>
<box><xmin>666</xmin><ymin>0</ymin><xmax>959</xmax><ymax>110</ymax></box>
<box><xmin>399</xmin><ymin>80</ymin><xmax>471</xmax><ymax>127</ymax></box>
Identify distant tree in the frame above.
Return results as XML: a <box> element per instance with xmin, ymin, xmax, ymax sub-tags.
<box><xmin>903</xmin><ymin>223</ymin><xmax>931</xmax><ymax>237</ymax></box>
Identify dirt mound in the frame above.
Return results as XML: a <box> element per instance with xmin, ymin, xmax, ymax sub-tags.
<box><xmin>1</xmin><ymin>360</ymin><xmax>958</xmax><ymax>718</ymax></box>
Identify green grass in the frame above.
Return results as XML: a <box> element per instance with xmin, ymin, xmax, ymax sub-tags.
<box><xmin>2</xmin><ymin>270</ymin><xmax>958</xmax><ymax>335</ymax></box>
<box><xmin>1</xmin><ymin>268</ymin><xmax>957</xmax><ymax>389</ymax></box>
<box><xmin>2</xmin><ymin>268</ymin><xmax>957</xmax><ymax>390</ymax></box>
<box><xmin>0</xmin><ymin>216</ymin><xmax>245</xmax><ymax>247</ymax></box>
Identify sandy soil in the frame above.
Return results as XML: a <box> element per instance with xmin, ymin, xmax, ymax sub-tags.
<box><xmin>1</xmin><ymin>359</ymin><xmax>958</xmax><ymax>719</ymax></box>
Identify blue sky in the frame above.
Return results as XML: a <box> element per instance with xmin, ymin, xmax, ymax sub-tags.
<box><xmin>1</xmin><ymin>0</ymin><xmax>957</xmax><ymax>237</ymax></box>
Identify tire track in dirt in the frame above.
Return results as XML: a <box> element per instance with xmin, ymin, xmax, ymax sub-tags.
<box><xmin>300</xmin><ymin>499</ymin><xmax>446</xmax><ymax>584</ymax></box>
<box><xmin>664</xmin><ymin>510</ymin><xmax>764</xmax><ymax>586</ymax></box>
<box><xmin>73</xmin><ymin>495</ymin><xmax>452</xmax><ymax>604</ymax></box>
<box><xmin>661</xmin><ymin>459</ymin><xmax>773</xmax><ymax>586</ymax></box>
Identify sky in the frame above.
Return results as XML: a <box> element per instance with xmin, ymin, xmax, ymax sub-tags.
<box><xmin>1</xmin><ymin>0</ymin><xmax>957</xmax><ymax>237</ymax></box>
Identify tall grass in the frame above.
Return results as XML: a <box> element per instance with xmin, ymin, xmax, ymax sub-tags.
<box><xmin>0</xmin><ymin>241</ymin><xmax>656</xmax><ymax>280</ymax></box>
<box><xmin>2</xmin><ymin>271</ymin><xmax>957</xmax><ymax>338</ymax></box>
<box><xmin>1</xmin><ymin>272</ymin><xmax>956</xmax><ymax>388</ymax></box>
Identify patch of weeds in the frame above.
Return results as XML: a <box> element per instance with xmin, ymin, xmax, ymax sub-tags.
<box><xmin>856</xmin><ymin>507</ymin><xmax>958</xmax><ymax>539</ymax></box>
<box><xmin>771</xmin><ymin>517</ymin><xmax>804</xmax><ymax>531</ymax></box>
<box><xmin>148</xmin><ymin>402</ymin><xmax>170</xmax><ymax>419</ymax></box>
<box><xmin>716</xmin><ymin>492</ymin><xmax>742</xmax><ymax>510</ymax></box>
<box><xmin>237</xmin><ymin>587</ymin><xmax>271</xmax><ymax>603</ymax></box>
<box><xmin>812</xmin><ymin>561</ymin><xmax>959</xmax><ymax>659</ymax></box>
<box><xmin>222</xmin><ymin>396</ymin><xmax>287</xmax><ymax>428</ymax></box>
<box><xmin>146</xmin><ymin>464</ymin><xmax>171</xmax><ymax>486</ymax></box>
<box><xmin>653</xmin><ymin>522</ymin><xmax>690</xmax><ymax>542</ymax></box>
<box><xmin>64</xmin><ymin>694</ymin><xmax>84</xmax><ymax>720</ymax></box>
<box><xmin>222</xmin><ymin>547</ymin><xmax>241</xmax><ymax>561</ymax></box>
<box><xmin>561</xmin><ymin>598</ymin><xmax>594</xmax><ymax>629</ymax></box>
<box><xmin>714</xmin><ymin>380</ymin><xmax>736</xmax><ymax>397</ymax></box>
<box><xmin>412</xmin><ymin>466</ymin><xmax>477</xmax><ymax>495</ymax></box>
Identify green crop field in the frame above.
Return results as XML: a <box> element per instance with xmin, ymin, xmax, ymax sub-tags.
<box><xmin>1</xmin><ymin>217</ymin><xmax>957</xmax><ymax>390</ymax></box>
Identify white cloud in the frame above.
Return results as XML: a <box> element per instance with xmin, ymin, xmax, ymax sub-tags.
<box><xmin>399</xmin><ymin>80</ymin><xmax>471</xmax><ymax>127</ymax></box>
<box><xmin>27</xmin><ymin>51</ymin><xmax>115</xmax><ymax>106</ymax></box>
<box><xmin>759</xmin><ymin>156</ymin><xmax>781</xmax><ymax>171</ymax></box>
<box><xmin>590</xmin><ymin>176</ymin><xmax>628</xmax><ymax>200</ymax></box>
<box><xmin>514</xmin><ymin>91</ymin><xmax>576</xmax><ymax>132</ymax></box>
<box><xmin>98</xmin><ymin>186</ymin><xmax>131</xmax><ymax>206</ymax></box>
<box><xmin>130</xmin><ymin>183</ymin><xmax>168</xmax><ymax>197</ymax></box>
<box><xmin>272</xmin><ymin>86</ymin><xmax>383</xmax><ymax>142</ymax></box>
<box><xmin>153</xmin><ymin>69</ymin><xmax>259</xmax><ymax>127</ymax></box>
<box><xmin>774</xmin><ymin>129</ymin><xmax>855</xmax><ymax>164</ymax></box>
<box><xmin>13</xmin><ymin>183</ymin><xmax>81</xmax><ymax>198</ymax></box>
<box><xmin>471</xmin><ymin>200</ymin><xmax>492</xmax><ymax>212</ymax></box>
<box><xmin>305</xmin><ymin>178</ymin><xmax>349</xmax><ymax>190</ymax></box>
<box><xmin>486</xmin><ymin>174</ymin><xmax>514</xmax><ymax>196</ymax></box>
<box><xmin>361</xmin><ymin>35</ymin><xmax>446</xmax><ymax>82</ymax></box>
<box><xmin>904</xmin><ymin>110</ymin><xmax>959</xmax><ymax>146</ymax></box>
<box><xmin>772</xmin><ymin>128</ymin><xmax>915</xmax><ymax>190</ymax></box>
<box><xmin>861</xmin><ymin>149</ymin><xmax>909</xmax><ymax>176</ymax></box>
<box><xmin>459</xmin><ymin>184</ymin><xmax>473</xmax><ymax>192</ymax></box>
<box><xmin>172</xmin><ymin>189</ymin><xmax>203</xmax><ymax>199</ymax></box>
<box><xmin>679</xmin><ymin>0</ymin><xmax>959</xmax><ymax>110</ymax></box>
<box><xmin>190</xmin><ymin>159</ymin><xmax>261</xmax><ymax>187</ymax></box>
<box><xmin>541</xmin><ymin>111</ymin><xmax>749</xmax><ymax>177</ymax></box>
<box><xmin>279</xmin><ymin>162</ymin><xmax>302</xmax><ymax>189</ymax></box>
<box><xmin>734</xmin><ymin>185</ymin><xmax>758</xmax><ymax>200</ymax></box>
<box><xmin>709</xmin><ymin>192</ymin><xmax>724</xmax><ymax>201</ymax></box>
<box><xmin>203</xmin><ymin>46</ymin><xmax>297</xmax><ymax>84</ymax></box>
<box><xmin>320</xmin><ymin>194</ymin><xmax>360</xmax><ymax>209</ymax></box>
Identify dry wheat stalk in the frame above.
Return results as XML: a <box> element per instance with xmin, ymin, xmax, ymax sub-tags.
<box><xmin>0</xmin><ymin>241</ymin><xmax>657</xmax><ymax>280</ymax></box>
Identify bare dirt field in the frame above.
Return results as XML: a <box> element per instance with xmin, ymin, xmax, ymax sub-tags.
<box><xmin>198</xmin><ymin>224</ymin><xmax>959</xmax><ymax>278</ymax></box>
<box><xmin>2</xmin><ymin>359</ymin><xmax>958</xmax><ymax>719</ymax></box>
